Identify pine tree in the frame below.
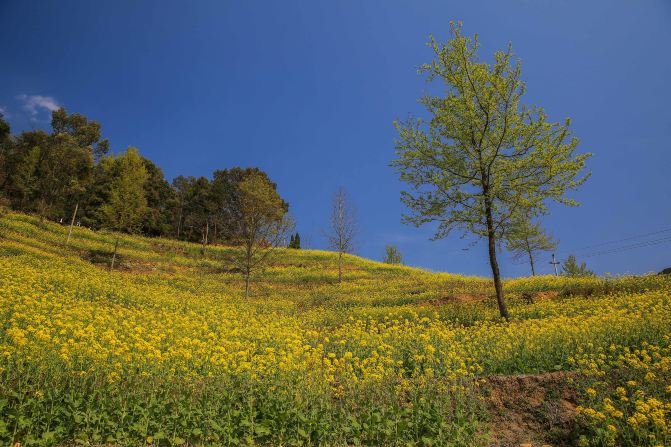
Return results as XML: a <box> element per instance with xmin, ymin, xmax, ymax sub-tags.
<box><xmin>294</xmin><ymin>232</ymin><xmax>301</xmax><ymax>249</ymax></box>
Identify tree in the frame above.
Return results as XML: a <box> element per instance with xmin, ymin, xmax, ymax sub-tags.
<box><xmin>187</xmin><ymin>177</ymin><xmax>215</xmax><ymax>251</ymax></box>
<box><xmin>49</xmin><ymin>108</ymin><xmax>108</xmax><ymax>228</ymax></box>
<box><xmin>383</xmin><ymin>245</ymin><xmax>403</xmax><ymax>265</ymax></box>
<box><xmin>288</xmin><ymin>232</ymin><xmax>301</xmax><ymax>249</ymax></box>
<box><xmin>0</xmin><ymin>113</ymin><xmax>11</xmax><ymax>193</ymax></box>
<box><xmin>505</xmin><ymin>217</ymin><xmax>557</xmax><ymax>276</ymax></box>
<box><xmin>171</xmin><ymin>175</ymin><xmax>194</xmax><ymax>239</ymax></box>
<box><xmin>210</xmin><ymin>167</ymin><xmax>288</xmax><ymax>245</ymax></box>
<box><xmin>141</xmin><ymin>157</ymin><xmax>174</xmax><ymax>237</ymax></box>
<box><xmin>98</xmin><ymin>147</ymin><xmax>148</xmax><ymax>271</ymax></box>
<box><xmin>392</xmin><ymin>23</ymin><xmax>591</xmax><ymax>320</ymax></box>
<box><xmin>51</xmin><ymin>107</ymin><xmax>109</xmax><ymax>160</ymax></box>
<box><xmin>327</xmin><ymin>187</ymin><xmax>356</xmax><ymax>283</ymax></box>
<box><xmin>0</xmin><ymin>108</ymin><xmax>106</xmax><ymax>223</ymax></box>
<box><xmin>228</xmin><ymin>172</ymin><xmax>293</xmax><ymax>298</ymax></box>
<box><xmin>562</xmin><ymin>255</ymin><xmax>593</xmax><ymax>277</ymax></box>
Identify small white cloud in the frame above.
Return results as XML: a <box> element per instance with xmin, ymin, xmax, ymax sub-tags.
<box><xmin>16</xmin><ymin>94</ymin><xmax>60</xmax><ymax>116</ymax></box>
<box><xmin>0</xmin><ymin>106</ymin><xmax>8</xmax><ymax>118</ymax></box>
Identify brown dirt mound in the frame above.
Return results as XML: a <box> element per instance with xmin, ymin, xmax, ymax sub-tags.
<box><xmin>421</xmin><ymin>293</ymin><xmax>490</xmax><ymax>306</ymax></box>
<box><xmin>482</xmin><ymin>371</ymin><xmax>578</xmax><ymax>447</ymax></box>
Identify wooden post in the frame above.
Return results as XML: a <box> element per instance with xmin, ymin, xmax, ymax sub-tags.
<box><xmin>66</xmin><ymin>203</ymin><xmax>78</xmax><ymax>245</ymax></box>
<box><xmin>110</xmin><ymin>236</ymin><xmax>120</xmax><ymax>272</ymax></box>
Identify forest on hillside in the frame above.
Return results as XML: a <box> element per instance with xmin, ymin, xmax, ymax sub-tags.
<box><xmin>0</xmin><ymin>110</ymin><xmax>287</xmax><ymax>245</ymax></box>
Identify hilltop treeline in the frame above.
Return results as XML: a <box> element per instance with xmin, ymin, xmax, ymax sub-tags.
<box><xmin>0</xmin><ymin>109</ymin><xmax>288</xmax><ymax>244</ymax></box>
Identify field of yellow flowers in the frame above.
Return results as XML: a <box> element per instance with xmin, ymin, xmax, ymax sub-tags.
<box><xmin>0</xmin><ymin>212</ymin><xmax>669</xmax><ymax>446</ymax></box>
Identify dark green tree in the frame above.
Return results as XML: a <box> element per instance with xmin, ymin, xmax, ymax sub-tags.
<box><xmin>141</xmin><ymin>157</ymin><xmax>174</xmax><ymax>237</ymax></box>
<box><xmin>0</xmin><ymin>108</ymin><xmax>108</xmax><ymax>223</ymax></box>
<box><xmin>210</xmin><ymin>168</ymin><xmax>288</xmax><ymax>245</ymax></box>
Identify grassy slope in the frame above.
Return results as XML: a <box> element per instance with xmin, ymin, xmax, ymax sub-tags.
<box><xmin>0</xmin><ymin>212</ymin><xmax>670</xmax><ymax>446</ymax></box>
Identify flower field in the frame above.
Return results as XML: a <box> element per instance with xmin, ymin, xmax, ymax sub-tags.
<box><xmin>0</xmin><ymin>213</ymin><xmax>669</xmax><ymax>446</ymax></box>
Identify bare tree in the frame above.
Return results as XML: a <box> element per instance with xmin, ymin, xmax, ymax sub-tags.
<box><xmin>327</xmin><ymin>187</ymin><xmax>356</xmax><ymax>282</ymax></box>
<box><xmin>229</xmin><ymin>173</ymin><xmax>293</xmax><ymax>298</ymax></box>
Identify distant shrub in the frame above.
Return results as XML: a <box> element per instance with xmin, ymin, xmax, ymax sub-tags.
<box><xmin>382</xmin><ymin>245</ymin><xmax>403</xmax><ymax>265</ymax></box>
<box><xmin>83</xmin><ymin>249</ymin><xmax>126</xmax><ymax>269</ymax></box>
<box><xmin>562</xmin><ymin>255</ymin><xmax>594</xmax><ymax>277</ymax></box>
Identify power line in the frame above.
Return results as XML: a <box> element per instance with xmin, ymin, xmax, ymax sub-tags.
<box><xmin>573</xmin><ymin>227</ymin><xmax>671</xmax><ymax>252</ymax></box>
<box><xmin>581</xmin><ymin>235</ymin><xmax>671</xmax><ymax>259</ymax></box>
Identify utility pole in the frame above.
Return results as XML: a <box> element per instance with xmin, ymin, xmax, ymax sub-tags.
<box><xmin>550</xmin><ymin>253</ymin><xmax>560</xmax><ymax>276</ymax></box>
<box><xmin>66</xmin><ymin>202</ymin><xmax>78</xmax><ymax>245</ymax></box>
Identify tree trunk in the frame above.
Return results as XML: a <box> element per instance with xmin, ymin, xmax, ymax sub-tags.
<box><xmin>244</xmin><ymin>242</ymin><xmax>253</xmax><ymax>298</ymax></box>
<box><xmin>176</xmin><ymin>208</ymin><xmax>183</xmax><ymax>238</ymax></box>
<box><xmin>66</xmin><ymin>202</ymin><xmax>78</xmax><ymax>245</ymax></box>
<box><xmin>338</xmin><ymin>251</ymin><xmax>343</xmax><ymax>283</ymax></box>
<box><xmin>110</xmin><ymin>235</ymin><xmax>120</xmax><ymax>272</ymax></box>
<box><xmin>485</xmin><ymin>205</ymin><xmax>509</xmax><ymax>321</ymax></box>
<box><xmin>529</xmin><ymin>251</ymin><xmax>536</xmax><ymax>276</ymax></box>
<box><xmin>201</xmin><ymin>222</ymin><xmax>209</xmax><ymax>255</ymax></box>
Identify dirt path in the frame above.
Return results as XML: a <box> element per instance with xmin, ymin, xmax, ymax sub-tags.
<box><xmin>481</xmin><ymin>371</ymin><xmax>579</xmax><ymax>447</ymax></box>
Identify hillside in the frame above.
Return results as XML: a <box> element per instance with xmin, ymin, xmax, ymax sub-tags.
<box><xmin>1</xmin><ymin>212</ymin><xmax>670</xmax><ymax>447</ymax></box>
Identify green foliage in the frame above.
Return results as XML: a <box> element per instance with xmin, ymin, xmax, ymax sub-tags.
<box><xmin>140</xmin><ymin>157</ymin><xmax>173</xmax><ymax>237</ymax></box>
<box><xmin>0</xmin><ymin>109</ymin><xmax>290</xmax><ymax>245</ymax></box>
<box><xmin>562</xmin><ymin>255</ymin><xmax>594</xmax><ymax>277</ymax></box>
<box><xmin>289</xmin><ymin>232</ymin><xmax>301</xmax><ymax>249</ymax></box>
<box><xmin>392</xmin><ymin>22</ymin><xmax>591</xmax><ymax>319</ymax></box>
<box><xmin>228</xmin><ymin>172</ymin><xmax>294</xmax><ymax>297</ymax></box>
<box><xmin>382</xmin><ymin>245</ymin><xmax>403</xmax><ymax>264</ymax></box>
<box><xmin>505</xmin><ymin>217</ymin><xmax>557</xmax><ymax>276</ymax></box>
<box><xmin>98</xmin><ymin>147</ymin><xmax>148</xmax><ymax>234</ymax></box>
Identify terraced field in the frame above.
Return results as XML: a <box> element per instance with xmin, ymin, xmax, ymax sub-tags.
<box><xmin>0</xmin><ymin>212</ymin><xmax>669</xmax><ymax>446</ymax></box>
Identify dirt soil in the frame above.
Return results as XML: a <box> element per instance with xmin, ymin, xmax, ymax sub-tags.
<box><xmin>482</xmin><ymin>371</ymin><xmax>579</xmax><ymax>447</ymax></box>
<box><xmin>421</xmin><ymin>293</ymin><xmax>491</xmax><ymax>306</ymax></box>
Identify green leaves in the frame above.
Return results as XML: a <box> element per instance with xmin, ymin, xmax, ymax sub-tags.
<box><xmin>393</xmin><ymin>22</ymin><xmax>591</xmax><ymax>319</ymax></box>
<box><xmin>393</xmin><ymin>22</ymin><xmax>591</xmax><ymax>242</ymax></box>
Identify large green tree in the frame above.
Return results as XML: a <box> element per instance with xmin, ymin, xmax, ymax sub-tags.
<box><xmin>392</xmin><ymin>23</ymin><xmax>591</xmax><ymax>320</ymax></box>
<box><xmin>141</xmin><ymin>157</ymin><xmax>174</xmax><ymax>237</ymax></box>
<box><xmin>0</xmin><ymin>108</ymin><xmax>107</xmax><ymax>222</ymax></box>
<box><xmin>98</xmin><ymin>147</ymin><xmax>148</xmax><ymax>271</ymax></box>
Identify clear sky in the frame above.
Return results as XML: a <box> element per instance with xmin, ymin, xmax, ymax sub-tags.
<box><xmin>1</xmin><ymin>0</ymin><xmax>670</xmax><ymax>277</ymax></box>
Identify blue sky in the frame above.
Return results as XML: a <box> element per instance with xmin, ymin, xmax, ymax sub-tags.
<box><xmin>1</xmin><ymin>0</ymin><xmax>670</xmax><ymax>276</ymax></box>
